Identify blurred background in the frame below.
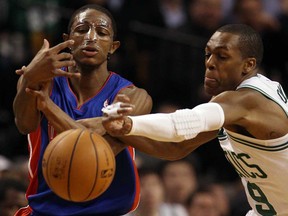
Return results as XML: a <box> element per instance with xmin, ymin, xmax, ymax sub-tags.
<box><xmin>0</xmin><ymin>0</ymin><xmax>287</xmax><ymax>215</ymax></box>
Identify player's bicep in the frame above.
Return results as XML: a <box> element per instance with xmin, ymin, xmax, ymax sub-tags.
<box><xmin>211</xmin><ymin>91</ymin><xmax>251</xmax><ymax>127</ymax></box>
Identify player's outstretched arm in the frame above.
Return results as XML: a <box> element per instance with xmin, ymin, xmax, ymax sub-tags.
<box><xmin>24</xmin><ymin>85</ymin><xmax>127</xmax><ymax>155</ymax></box>
<box><xmin>102</xmin><ymin>95</ymin><xmax>223</xmax><ymax>160</ymax></box>
<box><xmin>13</xmin><ymin>39</ymin><xmax>80</xmax><ymax>134</ymax></box>
<box><xmin>103</xmin><ymin>99</ymin><xmax>224</xmax><ymax>142</ymax></box>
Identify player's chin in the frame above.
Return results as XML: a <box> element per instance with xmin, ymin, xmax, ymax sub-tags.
<box><xmin>77</xmin><ymin>54</ymin><xmax>103</xmax><ymax>64</ymax></box>
<box><xmin>79</xmin><ymin>59</ymin><xmax>102</xmax><ymax>68</ymax></box>
<box><xmin>80</xmin><ymin>57</ymin><xmax>100</xmax><ymax>64</ymax></box>
<box><xmin>204</xmin><ymin>85</ymin><xmax>219</xmax><ymax>96</ymax></box>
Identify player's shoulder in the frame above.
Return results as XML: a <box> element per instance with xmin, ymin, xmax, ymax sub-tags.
<box><xmin>212</xmin><ymin>88</ymin><xmax>265</xmax><ymax>109</ymax></box>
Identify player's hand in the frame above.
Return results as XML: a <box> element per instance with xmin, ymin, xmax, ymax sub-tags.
<box><xmin>21</xmin><ymin>39</ymin><xmax>80</xmax><ymax>88</ymax></box>
<box><xmin>102</xmin><ymin>115</ymin><xmax>133</xmax><ymax>137</ymax></box>
<box><xmin>77</xmin><ymin>118</ymin><xmax>106</xmax><ymax>136</ymax></box>
<box><xmin>15</xmin><ymin>65</ymin><xmax>27</xmax><ymax>75</ymax></box>
<box><xmin>25</xmin><ymin>80</ymin><xmax>52</xmax><ymax>111</ymax></box>
<box><xmin>102</xmin><ymin>94</ymin><xmax>134</xmax><ymax>136</ymax></box>
<box><xmin>102</xmin><ymin>94</ymin><xmax>134</xmax><ymax>117</ymax></box>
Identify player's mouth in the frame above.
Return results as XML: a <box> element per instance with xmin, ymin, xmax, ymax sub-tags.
<box><xmin>204</xmin><ymin>76</ymin><xmax>219</xmax><ymax>89</ymax></box>
<box><xmin>82</xmin><ymin>46</ymin><xmax>98</xmax><ymax>57</ymax></box>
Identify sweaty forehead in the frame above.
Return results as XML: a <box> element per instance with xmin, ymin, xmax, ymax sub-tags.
<box><xmin>72</xmin><ymin>9</ymin><xmax>112</xmax><ymax>28</ymax></box>
<box><xmin>207</xmin><ymin>32</ymin><xmax>240</xmax><ymax>50</ymax></box>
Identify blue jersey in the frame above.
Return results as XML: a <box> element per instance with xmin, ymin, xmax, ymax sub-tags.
<box><xmin>24</xmin><ymin>72</ymin><xmax>140</xmax><ymax>216</ymax></box>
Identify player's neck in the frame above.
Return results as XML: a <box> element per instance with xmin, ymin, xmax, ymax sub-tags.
<box><xmin>69</xmin><ymin>70</ymin><xmax>110</xmax><ymax>105</ymax></box>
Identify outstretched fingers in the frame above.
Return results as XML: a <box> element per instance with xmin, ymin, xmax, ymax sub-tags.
<box><xmin>53</xmin><ymin>53</ymin><xmax>75</xmax><ymax>68</ymax></box>
<box><xmin>102</xmin><ymin>102</ymin><xmax>134</xmax><ymax>117</ymax></box>
<box><xmin>49</xmin><ymin>39</ymin><xmax>74</xmax><ymax>54</ymax></box>
<box><xmin>38</xmin><ymin>39</ymin><xmax>50</xmax><ymax>53</ymax></box>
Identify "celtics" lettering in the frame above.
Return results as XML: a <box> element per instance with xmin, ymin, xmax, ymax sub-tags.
<box><xmin>223</xmin><ymin>151</ymin><xmax>267</xmax><ymax>178</ymax></box>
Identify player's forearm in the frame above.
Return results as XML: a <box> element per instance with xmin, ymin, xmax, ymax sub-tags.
<box><xmin>103</xmin><ymin>134</ymin><xmax>127</xmax><ymax>156</ymax></box>
<box><xmin>41</xmin><ymin>99</ymin><xmax>85</xmax><ymax>133</ymax></box>
<box><xmin>13</xmin><ymin>81</ymin><xmax>41</xmax><ymax>134</ymax></box>
<box><xmin>118</xmin><ymin>132</ymin><xmax>217</xmax><ymax>160</ymax></box>
<box><xmin>119</xmin><ymin>135</ymin><xmax>187</xmax><ymax>160</ymax></box>
<box><xmin>128</xmin><ymin>113</ymin><xmax>185</xmax><ymax>142</ymax></box>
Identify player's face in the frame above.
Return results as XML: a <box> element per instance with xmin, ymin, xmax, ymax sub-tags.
<box><xmin>68</xmin><ymin>9</ymin><xmax>116</xmax><ymax>66</ymax></box>
<box><xmin>204</xmin><ymin>32</ymin><xmax>246</xmax><ymax>96</ymax></box>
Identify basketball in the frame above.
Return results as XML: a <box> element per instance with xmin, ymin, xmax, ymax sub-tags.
<box><xmin>42</xmin><ymin>128</ymin><xmax>116</xmax><ymax>202</ymax></box>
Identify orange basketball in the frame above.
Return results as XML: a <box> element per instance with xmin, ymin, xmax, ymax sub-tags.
<box><xmin>42</xmin><ymin>128</ymin><xmax>116</xmax><ymax>202</ymax></box>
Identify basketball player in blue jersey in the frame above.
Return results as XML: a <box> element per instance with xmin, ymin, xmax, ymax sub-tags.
<box><xmin>13</xmin><ymin>4</ymin><xmax>152</xmax><ymax>216</ymax></box>
<box><xmin>103</xmin><ymin>24</ymin><xmax>288</xmax><ymax>216</ymax></box>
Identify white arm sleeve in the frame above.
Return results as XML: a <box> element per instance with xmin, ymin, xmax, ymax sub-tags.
<box><xmin>127</xmin><ymin>103</ymin><xmax>225</xmax><ymax>142</ymax></box>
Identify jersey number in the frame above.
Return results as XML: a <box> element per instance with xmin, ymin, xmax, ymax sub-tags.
<box><xmin>247</xmin><ymin>182</ymin><xmax>276</xmax><ymax>216</ymax></box>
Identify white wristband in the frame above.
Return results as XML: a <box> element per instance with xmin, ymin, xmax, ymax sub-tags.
<box><xmin>102</xmin><ymin>102</ymin><xmax>122</xmax><ymax>116</ymax></box>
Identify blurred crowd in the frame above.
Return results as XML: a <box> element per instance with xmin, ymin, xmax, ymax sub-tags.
<box><xmin>124</xmin><ymin>157</ymin><xmax>250</xmax><ymax>216</ymax></box>
<box><xmin>0</xmin><ymin>0</ymin><xmax>288</xmax><ymax>215</ymax></box>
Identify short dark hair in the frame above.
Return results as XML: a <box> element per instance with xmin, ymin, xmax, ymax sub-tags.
<box><xmin>217</xmin><ymin>24</ymin><xmax>263</xmax><ymax>67</ymax></box>
<box><xmin>67</xmin><ymin>4</ymin><xmax>118</xmax><ymax>40</ymax></box>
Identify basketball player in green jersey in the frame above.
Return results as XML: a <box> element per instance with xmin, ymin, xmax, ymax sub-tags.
<box><xmin>102</xmin><ymin>24</ymin><xmax>288</xmax><ymax>216</ymax></box>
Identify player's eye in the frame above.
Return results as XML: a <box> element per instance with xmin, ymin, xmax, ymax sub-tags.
<box><xmin>217</xmin><ymin>54</ymin><xmax>228</xmax><ymax>60</ymax></box>
<box><xmin>96</xmin><ymin>27</ymin><xmax>110</xmax><ymax>37</ymax></box>
<box><xmin>74</xmin><ymin>25</ymin><xmax>90</xmax><ymax>33</ymax></box>
<box><xmin>205</xmin><ymin>53</ymin><xmax>211</xmax><ymax>59</ymax></box>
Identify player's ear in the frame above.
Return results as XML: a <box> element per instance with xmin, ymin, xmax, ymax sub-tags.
<box><xmin>63</xmin><ymin>33</ymin><xmax>69</xmax><ymax>41</ymax></box>
<box><xmin>62</xmin><ymin>33</ymin><xmax>72</xmax><ymax>53</ymax></box>
<box><xmin>243</xmin><ymin>58</ymin><xmax>256</xmax><ymax>74</ymax></box>
<box><xmin>109</xmin><ymin>40</ymin><xmax>120</xmax><ymax>54</ymax></box>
